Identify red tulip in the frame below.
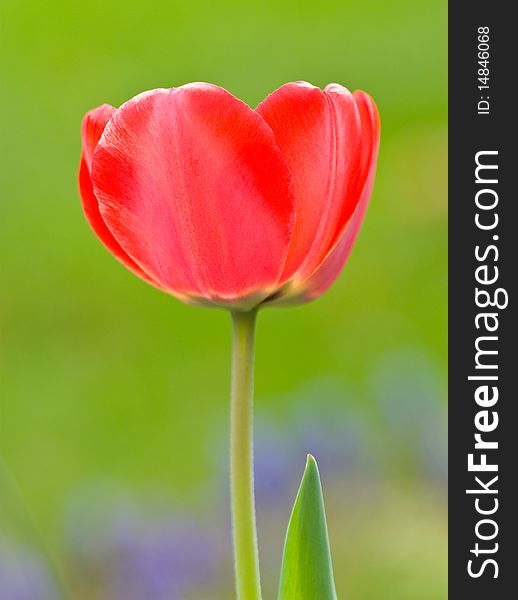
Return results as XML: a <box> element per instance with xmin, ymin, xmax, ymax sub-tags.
<box><xmin>79</xmin><ymin>82</ymin><xmax>379</xmax><ymax>310</ymax></box>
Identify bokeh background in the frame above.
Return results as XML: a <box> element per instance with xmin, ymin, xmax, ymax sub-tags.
<box><xmin>0</xmin><ymin>1</ymin><xmax>447</xmax><ymax>599</ymax></box>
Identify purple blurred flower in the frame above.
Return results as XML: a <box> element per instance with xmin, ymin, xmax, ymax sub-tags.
<box><xmin>290</xmin><ymin>379</ymin><xmax>371</xmax><ymax>480</ymax></box>
<box><xmin>65</xmin><ymin>490</ymin><xmax>219</xmax><ymax>600</ymax></box>
<box><xmin>253</xmin><ymin>418</ymin><xmax>297</xmax><ymax>507</ymax></box>
<box><xmin>107</xmin><ymin>519</ymin><xmax>217</xmax><ymax>600</ymax></box>
<box><xmin>370</xmin><ymin>347</ymin><xmax>447</xmax><ymax>483</ymax></box>
<box><xmin>256</xmin><ymin>378</ymin><xmax>372</xmax><ymax>495</ymax></box>
<box><xmin>0</xmin><ymin>541</ymin><xmax>59</xmax><ymax>600</ymax></box>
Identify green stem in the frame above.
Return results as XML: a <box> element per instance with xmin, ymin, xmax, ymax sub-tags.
<box><xmin>230</xmin><ymin>309</ymin><xmax>262</xmax><ymax>600</ymax></box>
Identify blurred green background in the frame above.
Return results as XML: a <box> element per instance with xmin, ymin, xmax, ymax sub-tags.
<box><xmin>0</xmin><ymin>1</ymin><xmax>446</xmax><ymax>599</ymax></box>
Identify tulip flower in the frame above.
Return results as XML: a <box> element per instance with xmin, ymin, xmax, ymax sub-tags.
<box><xmin>79</xmin><ymin>81</ymin><xmax>380</xmax><ymax>600</ymax></box>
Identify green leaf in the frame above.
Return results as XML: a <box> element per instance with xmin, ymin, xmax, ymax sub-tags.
<box><xmin>278</xmin><ymin>454</ymin><xmax>338</xmax><ymax>600</ymax></box>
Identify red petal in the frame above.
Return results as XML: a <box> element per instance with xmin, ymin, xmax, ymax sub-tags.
<box><xmin>300</xmin><ymin>90</ymin><xmax>380</xmax><ymax>300</ymax></box>
<box><xmin>294</xmin><ymin>163</ymin><xmax>377</xmax><ymax>303</ymax></box>
<box><xmin>257</xmin><ymin>82</ymin><xmax>376</xmax><ymax>284</ymax></box>
<box><xmin>91</xmin><ymin>84</ymin><xmax>295</xmax><ymax>306</ymax></box>
<box><xmin>81</xmin><ymin>104</ymin><xmax>117</xmax><ymax>170</ymax></box>
<box><xmin>79</xmin><ymin>105</ymin><xmax>161</xmax><ymax>288</ymax></box>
